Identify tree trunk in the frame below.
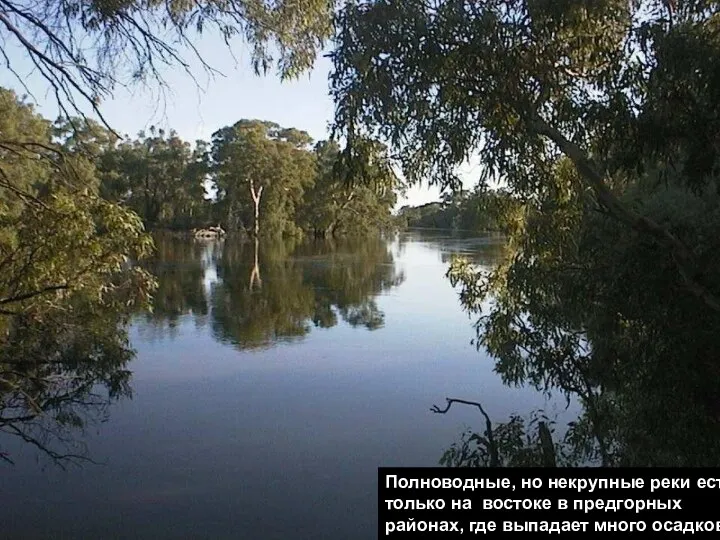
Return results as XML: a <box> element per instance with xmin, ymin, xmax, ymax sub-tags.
<box><xmin>327</xmin><ymin>189</ymin><xmax>355</xmax><ymax>238</ymax></box>
<box><xmin>250</xmin><ymin>179</ymin><xmax>264</xmax><ymax>237</ymax></box>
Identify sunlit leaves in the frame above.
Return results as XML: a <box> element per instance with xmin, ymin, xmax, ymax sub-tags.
<box><xmin>210</xmin><ymin>119</ymin><xmax>316</xmax><ymax>236</ymax></box>
<box><xmin>1</xmin><ymin>0</ymin><xmax>333</xmax><ymax>119</ymax></box>
<box><xmin>0</xmin><ymin>90</ymin><xmax>155</xmax><ymax>322</ymax></box>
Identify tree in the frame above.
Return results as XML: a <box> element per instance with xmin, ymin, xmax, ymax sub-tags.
<box><xmin>98</xmin><ymin>129</ymin><xmax>207</xmax><ymax>229</ymax></box>
<box><xmin>210</xmin><ymin>120</ymin><xmax>315</xmax><ymax>236</ymax></box>
<box><xmin>0</xmin><ymin>94</ymin><xmax>156</xmax><ymax>467</ymax></box>
<box><xmin>330</xmin><ymin>0</ymin><xmax>720</xmax><ymax>312</ymax></box>
<box><xmin>446</xmin><ymin>161</ymin><xmax>720</xmax><ymax>466</ymax></box>
<box><xmin>0</xmin><ymin>89</ymin><xmax>155</xmax><ymax>323</ymax></box>
<box><xmin>300</xmin><ymin>138</ymin><xmax>401</xmax><ymax>237</ymax></box>
<box><xmin>0</xmin><ymin>0</ymin><xmax>333</xmax><ymax>122</ymax></box>
<box><xmin>398</xmin><ymin>188</ymin><xmax>519</xmax><ymax>232</ymax></box>
<box><xmin>330</xmin><ymin>1</ymin><xmax>720</xmax><ymax>466</ymax></box>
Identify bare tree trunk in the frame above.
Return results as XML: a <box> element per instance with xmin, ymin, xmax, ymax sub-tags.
<box><xmin>250</xmin><ymin>179</ymin><xmax>264</xmax><ymax>237</ymax></box>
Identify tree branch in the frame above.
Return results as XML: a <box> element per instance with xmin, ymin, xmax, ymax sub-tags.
<box><xmin>0</xmin><ymin>284</ymin><xmax>69</xmax><ymax>306</ymax></box>
<box><xmin>528</xmin><ymin>114</ymin><xmax>720</xmax><ymax>314</ymax></box>
<box><xmin>431</xmin><ymin>397</ymin><xmax>499</xmax><ymax>467</ymax></box>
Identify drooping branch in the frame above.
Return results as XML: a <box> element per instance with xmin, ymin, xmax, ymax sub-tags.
<box><xmin>2</xmin><ymin>422</ymin><xmax>97</xmax><ymax>470</ymax></box>
<box><xmin>528</xmin><ymin>114</ymin><xmax>720</xmax><ymax>314</ymax></box>
<box><xmin>431</xmin><ymin>397</ymin><xmax>499</xmax><ymax>467</ymax></box>
<box><xmin>0</xmin><ymin>10</ymin><xmax>113</xmax><ymax>129</ymax></box>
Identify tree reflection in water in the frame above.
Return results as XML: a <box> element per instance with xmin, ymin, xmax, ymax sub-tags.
<box><xmin>0</xmin><ymin>306</ymin><xmax>134</xmax><ymax>467</ymax></box>
<box><xmin>0</xmin><ymin>234</ymin><xmax>406</xmax><ymax>466</ymax></box>
<box><xmin>208</xmin><ymin>235</ymin><xmax>405</xmax><ymax>349</ymax></box>
<box><xmin>438</xmin><ymin>201</ymin><xmax>720</xmax><ymax>468</ymax></box>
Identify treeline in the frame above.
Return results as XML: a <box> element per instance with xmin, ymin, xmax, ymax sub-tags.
<box><xmin>59</xmin><ymin>108</ymin><xmax>400</xmax><ymax>237</ymax></box>
<box><xmin>397</xmin><ymin>189</ymin><xmax>518</xmax><ymax>232</ymax></box>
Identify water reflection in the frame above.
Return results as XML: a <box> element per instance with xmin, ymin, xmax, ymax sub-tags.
<box><xmin>5</xmin><ymin>227</ymin><xmax>708</xmax><ymax>474</ymax></box>
<box><xmin>0</xmin><ymin>307</ymin><xmax>133</xmax><ymax>467</ymax></box>
<box><xmin>0</xmin><ymin>234</ymin><xmax>406</xmax><ymax>467</ymax></box>
<box><xmin>139</xmin><ymin>237</ymin><xmax>215</xmax><ymax>338</ymax></box>
<box><xmin>440</xmin><ymin>221</ymin><xmax>720</xmax><ymax>468</ymax></box>
<box><xmin>142</xmin><ymin>234</ymin><xmax>406</xmax><ymax>349</ymax></box>
<box><xmin>0</xmin><ymin>231</ymin><xmax>567</xmax><ymax>538</ymax></box>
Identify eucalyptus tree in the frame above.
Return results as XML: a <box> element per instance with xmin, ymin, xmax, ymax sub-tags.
<box><xmin>399</xmin><ymin>188</ymin><xmax>522</xmax><ymax>232</ymax></box>
<box><xmin>0</xmin><ymin>90</ymin><xmax>156</xmax><ymax>465</ymax></box>
<box><xmin>98</xmin><ymin>129</ymin><xmax>206</xmax><ymax>228</ymax></box>
<box><xmin>331</xmin><ymin>0</ymin><xmax>720</xmax><ymax>311</ymax></box>
<box><xmin>210</xmin><ymin>120</ymin><xmax>316</xmax><ymax>236</ymax></box>
<box><xmin>0</xmin><ymin>89</ymin><xmax>155</xmax><ymax>323</ymax></box>
<box><xmin>330</xmin><ymin>1</ymin><xmax>720</xmax><ymax>465</ymax></box>
<box><xmin>300</xmin><ymin>137</ymin><xmax>401</xmax><ymax>237</ymax></box>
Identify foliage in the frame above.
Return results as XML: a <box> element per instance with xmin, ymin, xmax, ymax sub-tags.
<box><xmin>446</xmin><ymin>163</ymin><xmax>720</xmax><ymax>466</ymax></box>
<box><xmin>299</xmin><ymin>139</ymin><xmax>400</xmax><ymax>238</ymax></box>
<box><xmin>210</xmin><ymin>120</ymin><xmax>316</xmax><ymax>237</ymax></box>
<box><xmin>0</xmin><ymin>0</ymin><xmax>338</xmax><ymax>465</ymax></box>
<box><xmin>0</xmin><ymin>89</ymin><xmax>156</xmax><ymax>466</ymax></box>
<box><xmin>0</xmin><ymin>0</ymin><xmax>333</xmax><ymax>121</ymax></box>
<box><xmin>98</xmin><ymin>128</ymin><xmax>211</xmax><ymax>229</ymax></box>
<box><xmin>330</xmin><ymin>1</ymin><xmax>720</xmax><ymax>465</ymax></box>
<box><xmin>47</xmin><ymin>116</ymin><xmax>404</xmax><ymax>239</ymax></box>
<box><xmin>440</xmin><ymin>411</ymin><xmax>565</xmax><ymax>468</ymax></box>
<box><xmin>0</xmin><ymin>89</ymin><xmax>156</xmax><ymax>323</ymax></box>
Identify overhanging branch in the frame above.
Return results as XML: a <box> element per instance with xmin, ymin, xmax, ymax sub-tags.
<box><xmin>529</xmin><ymin>114</ymin><xmax>720</xmax><ymax>314</ymax></box>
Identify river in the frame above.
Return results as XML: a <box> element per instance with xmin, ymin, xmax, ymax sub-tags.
<box><xmin>0</xmin><ymin>230</ymin><xmax>566</xmax><ymax>539</ymax></box>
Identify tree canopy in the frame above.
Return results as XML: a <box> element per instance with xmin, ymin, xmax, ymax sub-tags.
<box><xmin>331</xmin><ymin>0</ymin><xmax>720</xmax><ymax>312</ymax></box>
<box><xmin>0</xmin><ymin>0</ymin><xmax>334</xmax><ymax>121</ymax></box>
<box><xmin>210</xmin><ymin>120</ymin><xmax>316</xmax><ymax>237</ymax></box>
<box><xmin>329</xmin><ymin>0</ymin><xmax>720</xmax><ymax>465</ymax></box>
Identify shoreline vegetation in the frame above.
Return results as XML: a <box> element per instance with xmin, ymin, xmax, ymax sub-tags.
<box><xmin>2</xmin><ymin>0</ymin><xmax>720</xmax><ymax>471</ymax></box>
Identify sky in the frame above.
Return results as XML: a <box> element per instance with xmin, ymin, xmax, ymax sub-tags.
<box><xmin>0</xmin><ymin>32</ymin><xmax>481</xmax><ymax>209</ymax></box>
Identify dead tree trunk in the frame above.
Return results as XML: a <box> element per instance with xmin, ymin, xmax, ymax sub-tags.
<box><xmin>249</xmin><ymin>179</ymin><xmax>264</xmax><ymax>238</ymax></box>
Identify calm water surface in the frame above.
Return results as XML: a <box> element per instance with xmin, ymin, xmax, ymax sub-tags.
<box><xmin>0</xmin><ymin>230</ymin><xmax>565</xmax><ymax>539</ymax></box>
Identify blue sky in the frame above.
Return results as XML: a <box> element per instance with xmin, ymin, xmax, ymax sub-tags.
<box><xmin>0</xmin><ymin>34</ymin><xmax>481</xmax><ymax>208</ymax></box>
